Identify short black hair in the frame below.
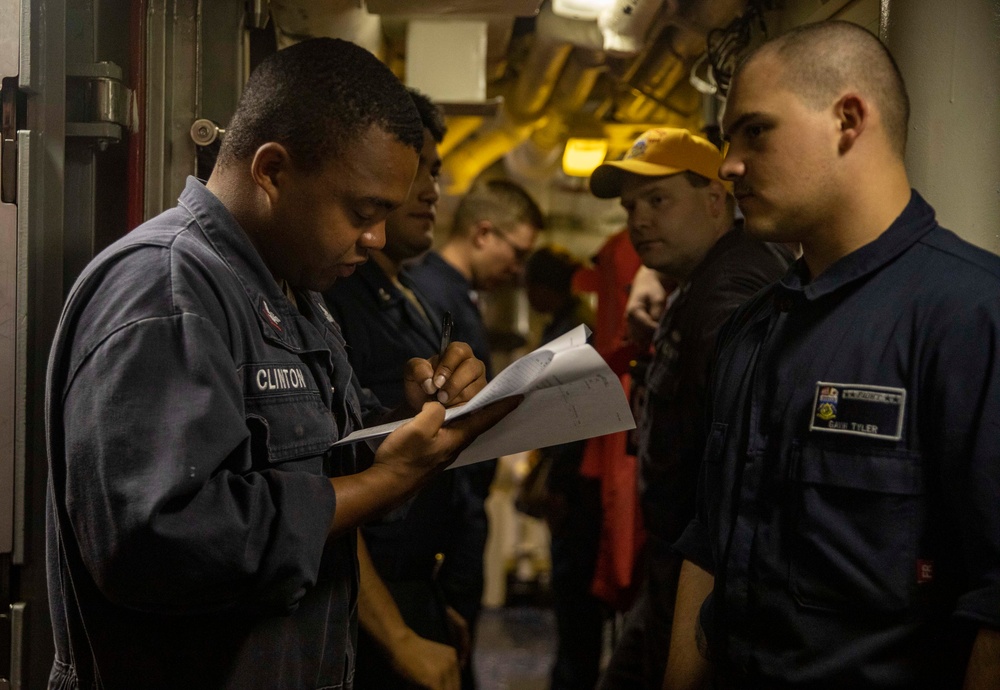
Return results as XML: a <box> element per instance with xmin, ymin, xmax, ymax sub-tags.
<box><xmin>525</xmin><ymin>245</ymin><xmax>581</xmax><ymax>293</ymax></box>
<box><xmin>218</xmin><ymin>38</ymin><xmax>424</xmax><ymax>171</ymax></box>
<box><xmin>408</xmin><ymin>88</ymin><xmax>447</xmax><ymax>143</ymax></box>
<box><xmin>739</xmin><ymin>21</ymin><xmax>910</xmax><ymax>157</ymax></box>
<box><xmin>451</xmin><ymin>179</ymin><xmax>544</xmax><ymax>238</ymax></box>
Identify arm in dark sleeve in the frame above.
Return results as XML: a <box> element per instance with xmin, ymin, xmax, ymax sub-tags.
<box><xmin>686</xmin><ymin>246</ymin><xmax>789</xmax><ymax>395</ymax></box>
<box><xmin>671</xmin><ymin>321</ymin><xmax>725</xmax><ymax>573</ymax></box>
<box><xmin>438</xmin><ymin>464</ymin><xmax>489</xmax><ymax>624</ymax></box>
<box><xmin>926</xmin><ymin>295</ymin><xmax>1000</xmax><ymax>630</ymax></box>
<box><xmin>672</xmin><ymin>279</ymin><xmax>770</xmax><ymax>574</ymax></box>
<box><xmin>60</xmin><ymin>312</ymin><xmax>336</xmax><ymax>616</ymax></box>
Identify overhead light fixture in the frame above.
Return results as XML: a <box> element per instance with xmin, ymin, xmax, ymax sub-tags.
<box><xmin>562</xmin><ymin>138</ymin><xmax>609</xmax><ymax>177</ymax></box>
<box><xmin>552</xmin><ymin>0</ymin><xmax>617</xmax><ymax>21</ymax></box>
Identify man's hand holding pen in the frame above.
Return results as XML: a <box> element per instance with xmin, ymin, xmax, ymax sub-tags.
<box><xmin>378</xmin><ymin>311</ymin><xmax>517</xmax><ymax>488</ymax></box>
<box><xmin>402</xmin><ymin>338</ymin><xmax>487</xmax><ymax>411</ymax></box>
<box><xmin>401</xmin><ymin>312</ymin><xmax>485</xmax><ymax>409</ymax></box>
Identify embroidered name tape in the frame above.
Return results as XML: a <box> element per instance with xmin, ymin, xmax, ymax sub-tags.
<box><xmin>809</xmin><ymin>381</ymin><xmax>906</xmax><ymax>441</ymax></box>
<box><xmin>244</xmin><ymin>364</ymin><xmax>312</xmax><ymax>395</ymax></box>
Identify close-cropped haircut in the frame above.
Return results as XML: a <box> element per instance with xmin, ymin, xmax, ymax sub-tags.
<box><xmin>525</xmin><ymin>245</ymin><xmax>581</xmax><ymax>293</ymax></box>
<box><xmin>408</xmin><ymin>88</ymin><xmax>447</xmax><ymax>144</ymax></box>
<box><xmin>450</xmin><ymin>179</ymin><xmax>545</xmax><ymax>238</ymax></box>
<box><xmin>739</xmin><ymin>21</ymin><xmax>910</xmax><ymax>157</ymax></box>
<box><xmin>218</xmin><ymin>38</ymin><xmax>424</xmax><ymax>171</ymax></box>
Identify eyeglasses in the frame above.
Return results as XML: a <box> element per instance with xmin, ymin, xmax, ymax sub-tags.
<box><xmin>489</xmin><ymin>226</ymin><xmax>533</xmax><ymax>263</ymax></box>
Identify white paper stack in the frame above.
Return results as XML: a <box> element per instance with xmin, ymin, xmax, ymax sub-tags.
<box><xmin>334</xmin><ymin>325</ymin><xmax>636</xmax><ymax>468</ymax></box>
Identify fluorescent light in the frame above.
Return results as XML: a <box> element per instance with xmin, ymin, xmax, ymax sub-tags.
<box><xmin>562</xmin><ymin>138</ymin><xmax>609</xmax><ymax>177</ymax></box>
<box><xmin>552</xmin><ymin>0</ymin><xmax>617</xmax><ymax>21</ymax></box>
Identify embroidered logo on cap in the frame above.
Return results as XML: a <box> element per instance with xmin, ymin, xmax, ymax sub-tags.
<box><xmin>626</xmin><ymin>139</ymin><xmax>648</xmax><ymax>159</ymax></box>
<box><xmin>261</xmin><ymin>299</ymin><xmax>283</xmax><ymax>332</ymax></box>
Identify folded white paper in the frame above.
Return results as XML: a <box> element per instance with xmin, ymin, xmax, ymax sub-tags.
<box><xmin>334</xmin><ymin>325</ymin><xmax>636</xmax><ymax>468</ymax></box>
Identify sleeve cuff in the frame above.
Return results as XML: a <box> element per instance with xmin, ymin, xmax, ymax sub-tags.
<box><xmin>672</xmin><ymin>517</ymin><xmax>715</xmax><ymax>574</ymax></box>
<box><xmin>954</xmin><ymin>581</ymin><xmax>1000</xmax><ymax>629</ymax></box>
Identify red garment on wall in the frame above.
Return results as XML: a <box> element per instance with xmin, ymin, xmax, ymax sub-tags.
<box><xmin>572</xmin><ymin>229</ymin><xmax>645</xmax><ymax>610</ymax></box>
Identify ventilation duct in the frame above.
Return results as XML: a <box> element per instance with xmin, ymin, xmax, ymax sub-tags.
<box><xmin>269</xmin><ymin>0</ymin><xmax>384</xmax><ymax>54</ymax></box>
<box><xmin>441</xmin><ymin>0</ymin><xmax>666</xmax><ymax>192</ymax></box>
<box><xmin>599</xmin><ymin>0</ymin><xmax>676</xmax><ymax>55</ymax></box>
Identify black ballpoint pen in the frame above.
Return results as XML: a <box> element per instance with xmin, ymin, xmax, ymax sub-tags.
<box><xmin>438</xmin><ymin>311</ymin><xmax>453</xmax><ymax>361</ymax></box>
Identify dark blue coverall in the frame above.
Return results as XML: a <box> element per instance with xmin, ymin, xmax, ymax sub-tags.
<box><xmin>324</xmin><ymin>260</ymin><xmax>480</xmax><ymax>686</ymax></box>
<box><xmin>407</xmin><ymin>250</ymin><xmax>496</xmax><ymax>689</ymax></box>
<box><xmin>676</xmin><ymin>192</ymin><xmax>1000</xmax><ymax>688</ymax></box>
<box><xmin>46</xmin><ymin>178</ymin><xmax>382</xmax><ymax>690</ymax></box>
<box><xmin>407</xmin><ymin>251</ymin><xmax>495</xmax><ymax>605</ymax></box>
<box><xmin>599</xmin><ymin>226</ymin><xmax>792</xmax><ymax>690</ymax></box>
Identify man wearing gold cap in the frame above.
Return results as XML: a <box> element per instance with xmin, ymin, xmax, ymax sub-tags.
<box><xmin>590</xmin><ymin>128</ymin><xmax>792</xmax><ymax>690</ymax></box>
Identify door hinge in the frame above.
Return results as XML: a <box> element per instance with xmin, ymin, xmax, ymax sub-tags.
<box><xmin>66</xmin><ymin>61</ymin><xmax>132</xmax><ymax>149</ymax></box>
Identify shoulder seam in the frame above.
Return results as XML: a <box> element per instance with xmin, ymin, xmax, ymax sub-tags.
<box><xmin>62</xmin><ymin>312</ymin><xmax>220</xmax><ymax>407</ymax></box>
<box><xmin>919</xmin><ymin>230</ymin><xmax>1000</xmax><ymax>282</ymax></box>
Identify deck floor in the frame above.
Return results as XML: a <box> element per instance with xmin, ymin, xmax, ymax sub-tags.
<box><xmin>474</xmin><ymin>606</ymin><xmax>557</xmax><ymax>690</ymax></box>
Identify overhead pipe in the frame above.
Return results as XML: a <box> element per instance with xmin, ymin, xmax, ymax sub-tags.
<box><xmin>530</xmin><ymin>48</ymin><xmax>605</xmax><ymax>151</ymax></box>
<box><xmin>599</xmin><ymin>0</ymin><xmax>676</xmax><ymax>55</ymax></box>
<box><xmin>441</xmin><ymin>0</ymin><xmax>743</xmax><ymax>193</ymax></box>
<box><xmin>506</xmin><ymin>0</ymin><xmax>603</xmax><ymax>122</ymax></box>
<box><xmin>442</xmin><ymin>0</ymin><xmax>678</xmax><ymax>191</ymax></box>
<box><xmin>443</xmin><ymin>0</ymin><xmax>607</xmax><ymax>192</ymax></box>
<box><xmin>507</xmin><ymin>48</ymin><xmax>606</xmax><ymax>181</ymax></box>
<box><xmin>444</xmin><ymin>47</ymin><xmax>606</xmax><ymax>193</ymax></box>
<box><xmin>440</xmin><ymin>115</ymin><xmax>538</xmax><ymax>194</ymax></box>
<box><xmin>609</xmin><ymin>0</ymin><xmax>746</xmax><ymax>123</ymax></box>
<box><xmin>438</xmin><ymin>116</ymin><xmax>486</xmax><ymax>159</ymax></box>
<box><xmin>268</xmin><ymin>0</ymin><xmax>384</xmax><ymax>54</ymax></box>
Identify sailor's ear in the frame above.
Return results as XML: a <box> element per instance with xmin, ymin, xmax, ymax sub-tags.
<box><xmin>250</xmin><ymin>143</ymin><xmax>294</xmax><ymax>204</ymax></box>
<box><xmin>835</xmin><ymin>93</ymin><xmax>868</xmax><ymax>154</ymax></box>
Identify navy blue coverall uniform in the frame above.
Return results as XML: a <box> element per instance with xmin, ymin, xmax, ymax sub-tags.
<box><xmin>46</xmin><ymin>178</ymin><xmax>383</xmax><ymax>690</ymax></box>
<box><xmin>324</xmin><ymin>260</ymin><xmax>480</xmax><ymax>686</ymax></box>
<box><xmin>599</xmin><ymin>227</ymin><xmax>792</xmax><ymax>690</ymax></box>
<box><xmin>675</xmin><ymin>192</ymin><xmax>1000</xmax><ymax>688</ymax></box>
<box><xmin>408</xmin><ymin>251</ymin><xmax>494</xmax><ymax>381</ymax></box>
<box><xmin>407</xmin><ymin>250</ymin><xmax>496</xmax><ymax>689</ymax></box>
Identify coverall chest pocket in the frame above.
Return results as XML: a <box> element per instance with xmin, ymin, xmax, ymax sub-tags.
<box><xmin>244</xmin><ymin>364</ymin><xmax>339</xmax><ymax>473</ymax></box>
<box><xmin>789</xmin><ymin>441</ymin><xmax>924</xmax><ymax>613</ymax></box>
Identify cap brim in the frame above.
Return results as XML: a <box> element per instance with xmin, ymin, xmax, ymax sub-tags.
<box><xmin>589</xmin><ymin>160</ymin><xmax>687</xmax><ymax>199</ymax></box>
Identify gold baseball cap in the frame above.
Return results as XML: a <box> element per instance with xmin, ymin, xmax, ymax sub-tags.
<box><xmin>589</xmin><ymin>128</ymin><xmax>729</xmax><ymax>199</ymax></box>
